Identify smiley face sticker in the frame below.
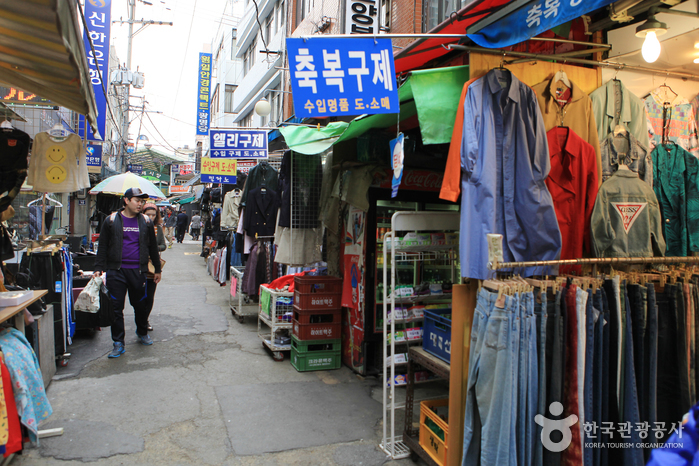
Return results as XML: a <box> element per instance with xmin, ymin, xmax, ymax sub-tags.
<box><xmin>46</xmin><ymin>145</ymin><xmax>67</xmax><ymax>164</ymax></box>
<box><xmin>46</xmin><ymin>165</ymin><xmax>67</xmax><ymax>184</ymax></box>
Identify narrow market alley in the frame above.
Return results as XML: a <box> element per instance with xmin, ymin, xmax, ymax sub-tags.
<box><xmin>13</xmin><ymin>240</ymin><xmax>415</xmax><ymax>466</ymax></box>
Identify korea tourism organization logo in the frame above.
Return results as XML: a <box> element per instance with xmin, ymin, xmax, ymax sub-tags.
<box><xmin>535</xmin><ymin>402</ymin><xmax>685</xmax><ymax>452</ymax></box>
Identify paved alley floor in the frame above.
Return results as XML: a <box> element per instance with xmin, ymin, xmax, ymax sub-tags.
<box><xmin>14</xmin><ymin>239</ymin><xmax>431</xmax><ymax>466</ymax></box>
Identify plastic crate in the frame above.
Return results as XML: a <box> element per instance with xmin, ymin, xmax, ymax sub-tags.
<box><xmin>259</xmin><ymin>285</ymin><xmax>294</xmax><ymax>323</ymax></box>
<box><xmin>419</xmin><ymin>399</ymin><xmax>449</xmax><ymax>466</ymax></box>
<box><xmin>291</xmin><ymin>336</ymin><xmax>341</xmax><ymax>352</ymax></box>
<box><xmin>291</xmin><ymin>336</ymin><xmax>341</xmax><ymax>371</ymax></box>
<box><xmin>422</xmin><ymin>308</ymin><xmax>452</xmax><ymax>363</ymax></box>
<box><xmin>294</xmin><ymin>276</ymin><xmax>342</xmax><ymax>295</ymax></box>
<box><xmin>292</xmin><ymin>308</ymin><xmax>341</xmax><ymax>340</ymax></box>
<box><xmin>294</xmin><ymin>289</ymin><xmax>342</xmax><ymax>311</ymax></box>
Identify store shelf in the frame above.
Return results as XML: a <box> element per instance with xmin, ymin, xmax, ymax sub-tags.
<box><xmin>403</xmin><ymin>431</ymin><xmax>440</xmax><ymax>466</ymax></box>
<box><xmin>389</xmin><ymin>338</ymin><xmax>423</xmax><ymax>345</ymax></box>
<box><xmin>389</xmin><ymin>316</ymin><xmax>424</xmax><ymax>325</ymax></box>
<box><xmin>409</xmin><ymin>347</ymin><xmax>450</xmax><ymax>381</ymax></box>
<box><xmin>258</xmin><ymin>312</ymin><xmax>293</xmax><ymax>329</ymax></box>
<box><xmin>379</xmin><ymin>294</ymin><xmax>453</xmax><ymax>305</ymax></box>
<box><xmin>393</xmin><ymin>243</ymin><xmax>456</xmax><ymax>253</ymax></box>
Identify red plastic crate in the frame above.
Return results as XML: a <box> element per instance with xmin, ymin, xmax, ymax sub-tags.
<box><xmin>293</xmin><ymin>308</ymin><xmax>342</xmax><ymax>340</ymax></box>
<box><xmin>294</xmin><ymin>289</ymin><xmax>342</xmax><ymax>311</ymax></box>
<box><xmin>294</xmin><ymin>276</ymin><xmax>342</xmax><ymax>294</ymax></box>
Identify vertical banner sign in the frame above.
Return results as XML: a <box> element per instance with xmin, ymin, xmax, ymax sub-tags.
<box><xmin>390</xmin><ymin>133</ymin><xmax>404</xmax><ymax>198</ymax></box>
<box><xmin>80</xmin><ymin>0</ymin><xmax>111</xmax><ymax>141</ymax></box>
<box><xmin>196</xmin><ymin>53</ymin><xmax>212</xmax><ymax>136</ymax></box>
<box><xmin>345</xmin><ymin>0</ymin><xmax>379</xmax><ymax>34</ymax></box>
<box><xmin>286</xmin><ymin>38</ymin><xmax>398</xmax><ymax>119</ymax></box>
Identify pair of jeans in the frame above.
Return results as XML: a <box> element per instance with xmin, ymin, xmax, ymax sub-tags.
<box><xmin>602</xmin><ymin>279</ymin><xmax>622</xmax><ymax>465</ymax></box>
<box><xmin>562</xmin><ymin>285</ymin><xmax>582</xmax><ymax>466</ymax></box>
<box><xmin>600</xmin><ymin>287</ymin><xmax>611</xmax><ymax>466</ymax></box>
<box><xmin>644</xmin><ymin>283</ymin><xmax>658</xmax><ymax>462</ymax></box>
<box><xmin>462</xmin><ymin>289</ymin><xmax>518</xmax><ymax>465</ymax></box>
<box><xmin>627</xmin><ymin>284</ymin><xmax>648</xmax><ymax>421</ymax></box>
<box><xmin>534</xmin><ymin>288</ymin><xmax>548</xmax><ymax>466</ymax></box>
<box><xmin>590</xmin><ymin>288</ymin><xmax>606</xmax><ymax>466</ymax></box>
<box><xmin>675</xmin><ymin>285</ymin><xmax>691</xmax><ymax>414</ymax></box>
<box><xmin>522</xmin><ymin>292</ymin><xmax>538</xmax><ymax>466</ymax></box>
<box><xmin>106</xmin><ymin>268</ymin><xmax>150</xmax><ymax>342</ymax></box>
<box><xmin>544</xmin><ymin>289</ymin><xmax>565</xmax><ymax>466</ymax></box>
<box><xmin>621</xmin><ymin>287</ymin><xmax>645</xmax><ymax>465</ymax></box>
<box><xmin>583</xmin><ymin>288</ymin><xmax>595</xmax><ymax>466</ymax></box>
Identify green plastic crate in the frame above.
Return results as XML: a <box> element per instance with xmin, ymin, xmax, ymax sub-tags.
<box><xmin>291</xmin><ymin>336</ymin><xmax>341</xmax><ymax>353</ymax></box>
<box><xmin>291</xmin><ymin>336</ymin><xmax>341</xmax><ymax>372</ymax></box>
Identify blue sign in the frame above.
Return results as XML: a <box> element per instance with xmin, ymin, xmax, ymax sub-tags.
<box><xmin>86</xmin><ymin>144</ymin><xmax>102</xmax><ymax>167</ymax></box>
<box><xmin>201</xmin><ymin>175</ymin><xmax>237</xmax><ymax>184</ymax></box>
<box><xmin>196</xmin><ymin>53</ymin><xmax>212</xmax><ymax>135</ymax></box>
<box><xmin>286</xmin><ymin>38</ymin><xmax>399</xmax><ymax>118</ymax></box>
<box><xmin>209</xmin><ymin>130</ymin><xmax>268</xmax><ymax>158</ymax></box>
<box><xmin>468</xmin><ymin>0</ymin><xmax>615</xmax><ymax>49</ymax></box>
<box><xmin>79</xmin><ymin>0</ymin><xmax>112</xmax><ymax>141</ymax></box>
<box><xmin>390</xmin><ymin>133</ymin><xmax>404</xmax><ymax>198</ymax></box>
<box><xmin>127</xmin><ymin>164</ymin><xmax>143</xmax><ymax>175</ymax></box>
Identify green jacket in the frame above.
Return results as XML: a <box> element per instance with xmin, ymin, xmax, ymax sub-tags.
<box><xmin>651</xmin><ymin>144</ymin><xmax>699</xmax><ymax>255</ymax></box>
<box><xmin>591</xmin><ymin>169</ymin><xmax>666</xmax><ymax>258</ymax></box>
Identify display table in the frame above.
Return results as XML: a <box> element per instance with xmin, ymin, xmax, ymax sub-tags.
<box><xmin>0</xmin><ymin>290</ymin><xmax>48</xmax><ymax>333</ymax></box>
<box><xmin>403</xmin><ymin>346</ymin><xmax>450</xmax><ymax>465</ymax></box>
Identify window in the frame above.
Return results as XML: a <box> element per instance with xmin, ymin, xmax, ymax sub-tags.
<box><xmin>243</xmin><ymin>38</ymin><xmax>257</xmax><ymax>76</ymax></box>
<box><xmin>423</xmin><ymin>0</ymin><xmax>458</xmax><ymax>32</ymax></box>
<box><xmin>276</xmin><ymin>0</ymin><xmax>285</xmax><ymax>34</ymax></box>
<box><xmin>231</xmin><ymin>28</ymin><xmax>238</xmax><ymax>60</ymax></box>
<box><xmin>211</xmin><ymin>84</ymin><xmax>220</xmax><ymax>114</ymax></box>
<box><xmin>271</xmin><ymin>85</ymin><xmax>282</xmax><ymax>124</ymax></box>
<box><xmin>381</xmin><ymin>0</ymin><xmax>391</xmax><ymax>30</ymax></box>
<box><xmin>265</xmin><ymin>11</ymin><xmax>273</xmax><ymax>43</ymax></box>
<box><xmin>224</xmin><ymin>85</ymin><xmax>236</xmax><ymax>113</ymax></box>
<box><xmin>240</xmin><ymin>112</ymin><xmax>253</xmax><ymax>127</ymax></box>
<box><xmin>295</xmin><ymin>0</ymin><xmax>306</xmax><ymax>27</ymax></box>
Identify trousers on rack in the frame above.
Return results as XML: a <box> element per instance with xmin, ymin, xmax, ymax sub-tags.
<box><xmin>544</xmin><ymin>288</ymin><xmax>565</xmax><ymax>466</ymax></box>
<box><xmin>621</xmin><ymin>285</ymin><xmax>645</xmax><ymax>466</ymax></box>
<box><xmin>534</xmin><ymin>289</ymin><xmax>549</xmax><ymax>466</ymax></box>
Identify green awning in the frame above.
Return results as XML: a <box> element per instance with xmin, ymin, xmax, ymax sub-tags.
<box><xmin>279</xmin><ymin>65</ymin><xmax>469</xmax><ymax>155</ymax></box>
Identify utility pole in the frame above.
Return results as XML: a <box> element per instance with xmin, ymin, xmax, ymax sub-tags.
<box><xmin>116</xmin><ymin>0</ymin><xmax>173</xmax><ymax>172</ymax></box>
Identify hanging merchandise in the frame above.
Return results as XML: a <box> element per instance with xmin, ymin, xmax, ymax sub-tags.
<box><xmin>645</xmin><ymin>86</ymin><xmax>699</xmax><ymax>156</ymax></box>
<box><xmin>544</xmin><ymin>127</ymin><xmax>598</xmax><ymax>270</ymax></box>
<box><xmin>28</xmin><ymin>205</ymin><xmax>55</xmax><ymax>240</ymax></box>
<box><xmin>590</xmin><ymin>168</ymin><xmax>665</xmax><ymax>258</ymax></box>
<box><xmin>244</xmin><ymin>186</ymin><xmax>280</xmax><ymax>238</ymax></box>
<box><xmin>651</xmin><ymin>143</ymin><xmax>699</xmax><ymax>256</ymax></box>
<box><xmin>236</xmin><ymin>209</ymin><xmax>255</xmax><ymax>255</ymax></box>
<box><xmin>599</xmin><ymin>125</ymin><xmax>652</xmax><ymax>185</ymax></box>
<box><xmin>590</xmin><ymin>78</ymin><xmax>652</xmax><ymax>151</ymax></box>
<box><xmin>441</xmin><ymin>69</ymin><xmax>562</xmax><ymax>279</ymax></box>
<box><xmin>693</xmin><ymin>93</ymin><xmax>699</xmax><ymax>130</ymax></box>
<box><xmin>532</xmin><ymin>73</ymin><xmax>602</xmax><ymax>186</ymax></box>
<box><xmin>0</xmin><ymin>125</ymin><xmax>29</xmax><ymax>214</ymax></box>
<box><xmin>240</xmin><ymin>161</ymin><xmax>278</xmax><ymax>207</ymax></box>
<box><xmin>27</xmin><ymin>132</ymin><xmax>89</xmax><ymax>193</ymax></box>
<box><xmin>220</xmin><ymin>188</ymin><xmax>241</xmax><ymax>230</ymax></box>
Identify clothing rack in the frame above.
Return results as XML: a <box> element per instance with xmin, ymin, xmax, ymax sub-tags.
<box><xmin>490</xmin><ymin>255</ymin><xmax>699</xmax><ymax>271</ymax></box>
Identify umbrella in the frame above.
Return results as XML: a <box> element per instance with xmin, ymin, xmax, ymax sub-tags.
<box><xmin>90</xmin><ymin>172</ymin><xmax>167</xmax><ymax>199</ymax></box>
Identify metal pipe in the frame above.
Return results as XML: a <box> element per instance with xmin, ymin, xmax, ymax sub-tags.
<box><xmin>448</xmin><ymin>44</ymin><xmax>699</xmax><ymax>82</ymax></box>
<box><xmin>655</xmin><ymin>7</ymin><xmax>699</xmax><ymax>19</ymax></box>
<box><xmin>505</xmin><ymin>47</ymin><xmax>613</xmax><ymax>64</ymax></box>
<box><xmin>490</xmin><ymin>256</ymin><xmax>699</xmax><ymax>270</ymax></box>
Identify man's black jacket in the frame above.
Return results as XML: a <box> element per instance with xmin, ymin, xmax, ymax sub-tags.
<box><xmin>95</xmin><ymin>210</ymin><xmax>162</xmax><ymax>274</ymax></box>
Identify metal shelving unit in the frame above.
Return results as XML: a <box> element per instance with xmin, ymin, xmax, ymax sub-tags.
<box><xmin>380</xmin><ymin>211</ymin><xmax>459</xmax><ymax>460</ymax></box>
<box><xmin>257</xmin><ymin>285</ymin><xmax>294</xmax><ymax>361</ymax></box>
<box><xmin>229</xmin><ymin>266</ymin><xmax>255</xmax><ymax>323</ymax></box>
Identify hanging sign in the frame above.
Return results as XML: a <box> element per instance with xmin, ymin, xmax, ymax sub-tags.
<box><xmin>286</xmin><ymin>38</ymin><xmax>398</xmax><ymax>118</ymax></box>
<box><xmin>196</xmin><ymin>53</ymin><xmax>212</xmax><ymax>135</ymax></box>
<box><xmin>201</xmin><ymin>157</ymin><xmax>237</xmax><ymax>184</ymax></box>
<box><xmin>390</xmin><ymin>133</ymin><xmax>404</xmax><ymax>198</ymax></box>
<box><xmin>468</xmin><ymin>0</ymin><xmax>615</xmax><ymax>49</ymax></box>
<box><xmin>78</xmin><ymin>0</ymin><xmax>112</xmax><ymax>141</ymax></box>
<box><xmin>209</xmin><ymin>129</ymin><xmax>268</xmax><ymax>158</ymax></box>
<box><xmin>345</xmin><ymin>0</ymin><xmax>379</xmax><ymax>34</ymax></box>
<box><xmin>127</xmin><ymin>164</ymin><xmax>143</xmax><ymax>175</ymax></box>
<box><xmin>86</xmin><ymin>144</ymin><xmax>102</xmax><ymax>167</ymax></box>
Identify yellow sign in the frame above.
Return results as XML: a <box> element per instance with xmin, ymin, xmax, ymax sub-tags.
<box><xmin>201</xmin><ymin>157</ymin><xmax>237</xmax><ymax>184</ymax></box>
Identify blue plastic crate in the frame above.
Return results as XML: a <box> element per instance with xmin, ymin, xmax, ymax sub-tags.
<box><xmin>423</xmin><ymin>308</ymin><xmax>452</xmax><ymax>363</ymax></box>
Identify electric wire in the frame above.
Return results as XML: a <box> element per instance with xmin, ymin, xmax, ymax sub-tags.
<box><xmin>250</xmin><ymin>0</ymin><xmax>269</xmax><ymax>54</ymax></box>
<box><xmin>169</xmin><ymin>0</ymin><xmax>199</xmax><ymax>135</ymax></box>
<box><xmin>144</xmin><ymin>110</ymin><xmax>182</xmax><ymax>153</ymax></box>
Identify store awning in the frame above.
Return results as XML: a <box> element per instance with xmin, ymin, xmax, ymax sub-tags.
<box><xmin>0</xmin><ymin>0</ymin><xmax>100</xmax><ymax>136</ymax></box>
<box><xmin>0</xmin><ymin>102</ymin><xmax>26</xmax><ymax>122</ymax></box>
<box><xmin>279</xmin><ymin>65</ymin><xmax>470</xmax><ymax>155</ymax></box>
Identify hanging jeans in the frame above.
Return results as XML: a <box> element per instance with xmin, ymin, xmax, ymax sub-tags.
<box><xmin>621</xmin><ymin>289</ymin><xmax>645</xmax><ymax>465</ymax></box>
<box><xmin>583</xmin><ymin>288</ymin><xmax>595</xmax><ymax>466</ymax></box>
<box><xmin>591</xmin><ymin>288</ymin><xmax>606</xmax><ymax>466</ymax></box>
<box><xmin>534</xmin><ymin>288</ymin><xmax>548</xmax><ymax>466</ymax></box>
<box><xmin>462</xmin><ymin>289</ymin><xmax>520</xmax><ymax>466</ymax></box>
<box><xmin>544</xmin><ymin>289</ymin><xmax>566</xmax><ymax>466</ymax></box>
<box><xmin>602</xmin><ymin>279</ymin><xmax>622</xmax><ymax>465</ymax></box>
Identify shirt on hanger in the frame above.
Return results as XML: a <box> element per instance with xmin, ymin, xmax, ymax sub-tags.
<box><xmin>27</xmin><ymin>132</ymin><xmax>88</xmax><ymax>193</ymax></box>
<box><xmin>545</xmin><ymin>127</ymin><xmax>598</xmax><ymax>269</ymax></box>
<box><xmin>590</xmin><ymin>79</ymin><xmax>651</xmax><ymax>152</ymax></box>
<box><xmin>645</xmin><ymin>89</ymin><xmax>699</xmax><ymax>157</ymax></box>
<box><xmin>456</xmin><ymin>69</ymin><xmax>561</xmax><ymax>279</ymax></box>
<box><xmin>651</xmin><ymin>143</ymin><xmax>699</xmax><ymax>255</ymax></box>
<box><xmin>532</xmin><ymin>77</ymin><xmax>602</xmax><ymax>186</ymax></box>
<box><xmin>599</xmin><ymin>130</ymin><xmax>652</xmax><ymax>186</ymax></box>
<box><xmin>590</xmin><ymin>169</ymin><xmax>665</xmax><ymax>258</ymax></box>
<box><xmin>221</xmin><ymin>190</ymin><xmax>241</xmax><ymax>230</ymax></box>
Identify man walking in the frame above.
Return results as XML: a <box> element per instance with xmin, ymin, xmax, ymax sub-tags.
<box><xmin>190</xmin><ymin>211</ymin><xmax>201</xmax><ymax>241</ymax></box>
<box><xmin>164</xmin><ymin>207</ymin><xmax>176</xmax><ymax>248</ymax></box>
<box><xmin>176</xmin><ymin>207</ymin><xmax>189</xmax><ymax>243</ymax></box>
<box><xmin>94</xmin><ymin>187</ymin><xmax>162</xmax><ymax>358</ymax></box>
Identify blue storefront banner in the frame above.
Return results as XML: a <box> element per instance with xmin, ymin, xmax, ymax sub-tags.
<box><xmin>209</xmin><ymin>129</ymin><xmax>268</xmax><ymax>158</ymax></box>
<box><xmin>286</xmin><ymin>38</ymin><xmax>399</xmax><ymax>118</ymax></box>
<box><xmin>86</xmin><ymin>144</ymin><xmax>102</xmax><ymax>167</ymax></box>
<box><xmin>196</xmin><ymin>53</ymin><xmax>212</xmax><ymax>136</ymax></box>
<box><xmin>468</xmin><ymin>0</ymin><xmax>615</xmax><ymax>49</ymax></box>
<box><xmin>79</xmin><ymin>0</ymin><xmax>112</xmax><ymax>141</ymax></box>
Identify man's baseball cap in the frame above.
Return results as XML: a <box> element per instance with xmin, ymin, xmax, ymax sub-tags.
<box><xmin>124</xmin><ymin>187</ymin><xmax>149</xmax><ymax>199</ymax></box>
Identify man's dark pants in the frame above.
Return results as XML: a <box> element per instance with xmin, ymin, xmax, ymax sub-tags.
<box><xmin>107</xmin><ymin>268</ymin><xmax>150</xmax><ymax>342</ymax></box>
<box><xmin>176</xmin><ymin>226</ymin><xmax>186</xmax><ymax>243</ymax></box>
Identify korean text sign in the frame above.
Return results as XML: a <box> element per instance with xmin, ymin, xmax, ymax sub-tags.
<box><xmin>86</xmin><ymin>144</ymin><xmax>102</xmax><ymax>167</ymax></box>
<box><xmin>209</xmin><ymin>130</ymin><xmax>268</xmax><ymax>158</ymax></box>
<box><xmin>286</xmin><ymin>38</ymin><xmax>398</xmax><ymax>118</ymax></box>
<box><xmin>196</xmin><ymin>53</ymin><xmax>212</xmax><ymax>136</ymax></box>
<box><xmin>468</xmin><ymin>0</ymin><xmax>615</xmax><ymax>48</ymax></box>
<box><xmin>201</xmin><ymin>157</ymin><xmax>237</xmax><ymax>184</ymax></box>
<box><xmin>79</xmin><ymin>0</ymin><xmax>112</xmax><ymax>141</ymax></box>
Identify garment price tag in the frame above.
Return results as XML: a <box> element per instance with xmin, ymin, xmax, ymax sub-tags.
<box><xmin>487</xmin><ymin>234</ymin><xmax>504</xmax><ymax>265</ymax></box>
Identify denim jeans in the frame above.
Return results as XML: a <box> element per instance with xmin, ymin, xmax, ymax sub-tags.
<box><xmin>583</xmin><ymin>288</ymin><xmax>595</xmax><ymax>466</ymax></box>
<box><xmin>534</xmin><ymin>288</ymin><xmax>548</xmax><ymax>466</ymax></box>
<box><xmin>543</xmin><ymin>289</ymin><xmax>565</xmax><ymax>466</ymax></box>
<box><xmin>592</xmin><ymin>288</ymin><xmax>606</xmax><ymax>466</ymax></box>
<box><xmin>524</xmin><ymin>292</ymin><xmax>538</xmax><ymax>466</ymax></box>
<box><xmin>645</xmin><ymin>283</ymin><xmax>658</xmax><ymax>462</ymax></box>
<box><xmin>603</xmin><ymin>279</ymin><xmax>622</xmax><ymax>465</ymax></box>
<box><xmin>563</xmin><ymin>285</ymin><xmax>582</xmax><ymax>465</ymax></box>
<box><xmin>600</xmin><ymin>287</ymin><xmax>610</xmax><ymax>466</ymax></box>
<box><xmin>516</xmin><ymin>292</ymin><xmax>528</xmax><ymax>466</ymax></box>
<box><xmin>621</xmin><ymin>290</ymin><xmax>645</xmax><ymax>465</ymax></box>
<box><xmin>675</xmin><ymin>285</ymin><xmax>691</xmax><ymax>413</ymax></box>
<box><xmin>627</xmin><ymin>284</ymin><xmax>647</xmax><ymax>421</ymax></box>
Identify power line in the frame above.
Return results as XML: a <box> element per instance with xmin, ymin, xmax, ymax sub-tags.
<box><xmin>169</xmin><ymin>0</ymin><xmax>199</xmax><ymax>135</ymax></box>
<box><xmin>145</xmin><ymin>110</ymin><xmax>181</xmax><ymax>153</ymax></box>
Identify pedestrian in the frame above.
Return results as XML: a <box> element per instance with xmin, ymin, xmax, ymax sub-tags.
<box><xmin>164</xmin><ymin>207</ymin><xmax>176</xmax><ymax>248</ymax></box>
<box><xmin>190</xmin><ymin>211</ymin><xmax>201</xmax><ymax>241</ymax></box>
<box><xmin>94</xmin><ymin>187</ymin><xmax>162</xmax><ymax>358</ymax></box>
<box><xmin>142</xmin><ymin>202</ymin><xmax>166</xmax><ymax>332</ymax></box>
<box><xmin>176</xmin><ymin>207</ymin><xmax>189</xmax><ymax>243</ymax></box>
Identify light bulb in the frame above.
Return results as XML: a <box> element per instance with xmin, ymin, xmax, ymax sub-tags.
<box><xmin>642</xmin><ymin>31</ymin><xmax>661</xmax><ymax>63</ymax></box>
<box><xmin>254</xmin><ymin>99</ymin><xmax>272</xmax><ymax>117</ymax></box>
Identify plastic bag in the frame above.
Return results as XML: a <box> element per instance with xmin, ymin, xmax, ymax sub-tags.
<box><xmin>74</xmin><ymin>275</ymin><xmax>103</xmax><ymax>313</ymax></box>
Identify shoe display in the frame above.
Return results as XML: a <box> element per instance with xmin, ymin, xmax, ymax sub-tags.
<box><xmin>108</xmin><ymin>342</ymin><xmax>125</xmax><ymax>358</ymax></box>
<box><xmin>136</xmin><ymin>332</ymin><xmax>153</xmax><ymax>345</ymax></box>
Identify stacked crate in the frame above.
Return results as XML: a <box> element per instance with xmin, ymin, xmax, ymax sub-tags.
<box><xmin>291</xmin><ymin>276</ymin><xmax>343</xmax><ymax>371</ymax></box>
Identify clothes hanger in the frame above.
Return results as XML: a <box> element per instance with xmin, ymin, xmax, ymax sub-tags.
<box><xmin>0</xmin><ymin>118</ymin><xmax>12</xmax><ymax>132</ymax></box>
<box><xmin>48</xmin><ymin>123</ymin><xmax>67</xmax><ymax>138</ymax></box>
<box><xmin>553</xmin><ymin>66</ymin><xmax>571</xmax><ymax>88</ymax></box>
<box><xmin>27</xmin><ymin>193</ymin><xmax>63</xmax><ymax>207</ymax></box>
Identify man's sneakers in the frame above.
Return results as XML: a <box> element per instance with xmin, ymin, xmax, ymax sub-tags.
<box><xmin>108</xmin><ymin>342</ymin><xmax>125</xmax><ymax>358</ymax></box>
<box><xmin>136</xmin><ymin>332</ymin><xmax>153</xmax><ymax>345</ymax></box>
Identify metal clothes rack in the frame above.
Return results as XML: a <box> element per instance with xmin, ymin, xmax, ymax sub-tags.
<box><xmin>489</xmin><ymin>256</ymin><xmax>699</xmax><ymax>276</ymax></box>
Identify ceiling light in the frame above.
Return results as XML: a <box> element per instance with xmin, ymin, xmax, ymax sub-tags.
<box><xmin>695</xmin><ymin>58</ymin><xmax>699</xmax><ymax>64</ymax></box>
<box><xmin>635</xmin><ymin>14</ymin><xmax>667</xmax><ymax>63</ymax></box>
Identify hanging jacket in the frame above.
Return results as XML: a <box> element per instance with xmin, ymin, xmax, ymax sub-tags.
<box><xmin>241</xmin><ymin>162</ymin><xmax>279</xmax><ymax>207</ymax></box>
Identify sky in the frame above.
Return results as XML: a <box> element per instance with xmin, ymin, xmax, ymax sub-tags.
<box><xmin>108</xmin><ymin>0</ymin><xmax>238</xmax><ymax>154</ymax></box>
